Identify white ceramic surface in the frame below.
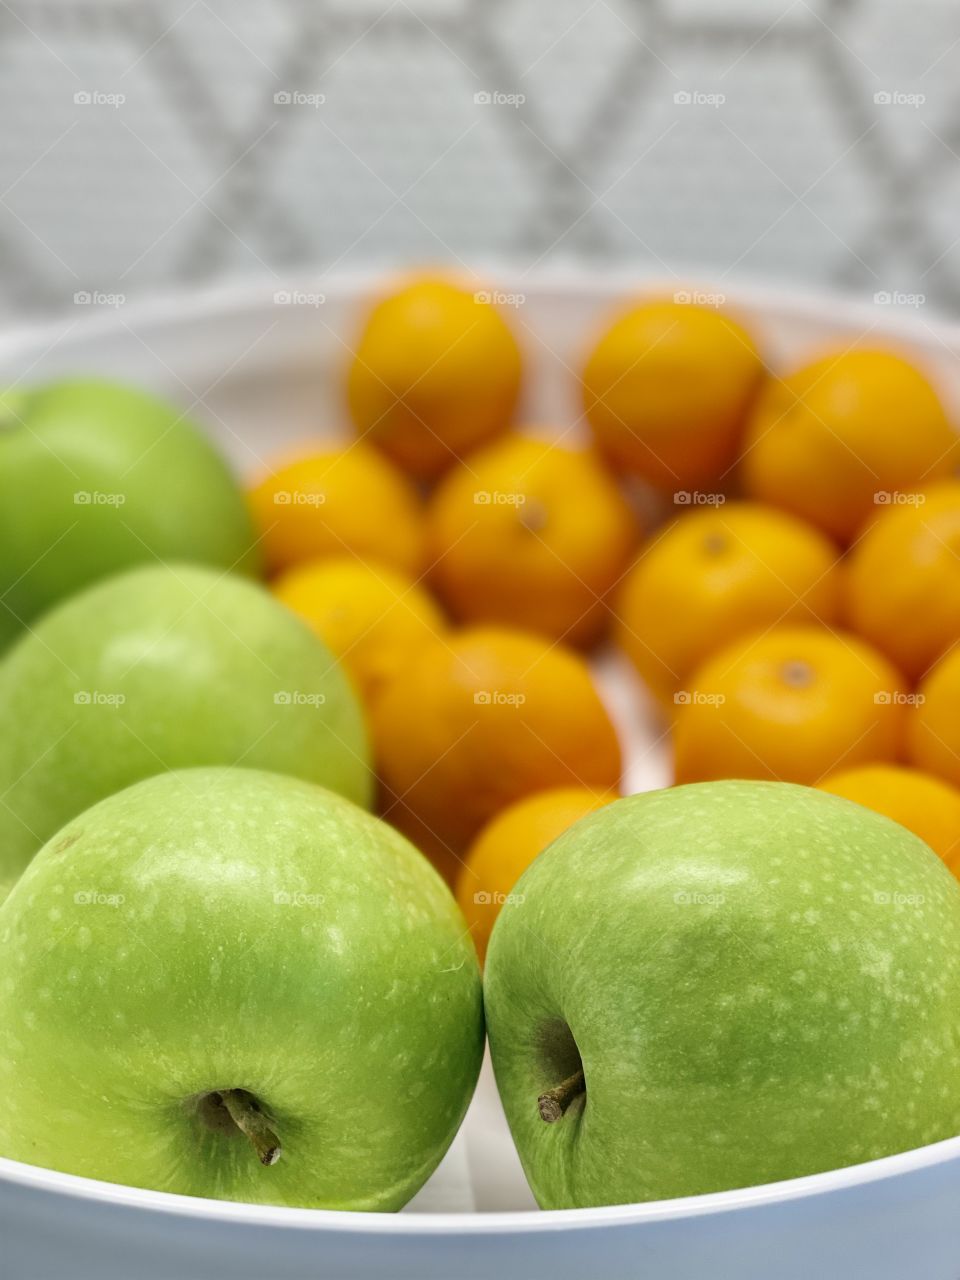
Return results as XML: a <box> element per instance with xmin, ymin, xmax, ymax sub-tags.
<box><xmin>1</xmin><ymin>275</ymin><xmax>959</xmax><ymax>1279</ymax></box>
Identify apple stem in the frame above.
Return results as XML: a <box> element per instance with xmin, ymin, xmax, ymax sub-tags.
<box><xmin>218</xmin><ymin>1090</ymin><xmax>282</xmax><ymax>1166</ymax></box>
<box><xmin>538</xmin><ymin>1068</ymin><xmax>585</xmax><ymax>1123</ymax></box>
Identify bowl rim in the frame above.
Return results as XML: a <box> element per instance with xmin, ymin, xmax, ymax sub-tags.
<box><xmin>2</xmin><ymin>271</ymin><xmax>959</xmax><ymax>1235</ymax></box>
<box><xmin>2</xmin><ymin>266</ymin><xmax>960</xmax><ymax>362</ymax></box>
<box><xmin>3</xmin><ymin>1130</ymin><xmax>960</xmax><ymax>1234</ymax></box>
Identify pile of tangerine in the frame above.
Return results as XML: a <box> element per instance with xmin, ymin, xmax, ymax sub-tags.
<box><xmin>248</xmin><ymin>275</ymin><xmax>960</xmax><ymax>960</ymax></box>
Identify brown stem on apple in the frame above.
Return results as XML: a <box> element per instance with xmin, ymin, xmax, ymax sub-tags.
<box><xmin>218</xmin><ymin>1090</ymin><xmax>282</xmax><ymax>1166</ymax></box>
<box><xmin>538</xmin><ymin>1068</ymin><xmax>585</xmax><ymax>1123</ymax></box>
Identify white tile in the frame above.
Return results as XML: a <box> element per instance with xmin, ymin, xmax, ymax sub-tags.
<box><xmin>262</xmin><ymin>28</ymin><xmax>540</xmax><ymax>262</ymax></box>
<box><xmin>589</xmin><ymin>42</ymin><xmax>876</xmax><ymax>285</ymax></box>
<box><xmin>494</xmin><ymin>0</ymin><xmax>652</xmax><ymax>149</ymax></box>
<box><xmin>0</xmin><ymin>27</ymin><xmax>212</xmax><ymax>297</ymax></box>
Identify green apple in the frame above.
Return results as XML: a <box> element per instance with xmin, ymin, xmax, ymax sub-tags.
<box><xmin>0</xmin><ymin>562</ymin><xmax>371</xmax><ymax>898</ymax></box>
<box><xmin>0</xmin><ymin>766</ymin><xmax>483</xmax><ymax>1209</ymax></box>
<box><xmin>485</xmin><ymin>779</ymin><xmax>960</xmax><ymax>1208</ymax></box>
<box><xmin>0</xmin><ymin>601</ymin><xmax>20</xmax><ymax>653</ymax></box>
<box><xmin>0</xmin><ymin>379</ymin><xmax>260</xmax><ymax>645</ymax></box>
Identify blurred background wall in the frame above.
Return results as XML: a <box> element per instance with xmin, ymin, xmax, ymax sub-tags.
<box><xmin>0</xmin><ymin>0</ymin><xmax>957</xmax><ymax>320</ymax></box>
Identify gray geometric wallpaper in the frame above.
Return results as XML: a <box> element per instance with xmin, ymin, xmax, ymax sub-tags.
<box><xmin>1</xmin><ymin>0</ymin><xmax>959</xmax><ymax>321</ymax></box>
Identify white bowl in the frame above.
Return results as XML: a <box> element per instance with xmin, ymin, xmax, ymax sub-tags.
<box><xmin>1</xmin><ymin>274</ymin><xmax>959</xmax><ymax>1279</ymax></box>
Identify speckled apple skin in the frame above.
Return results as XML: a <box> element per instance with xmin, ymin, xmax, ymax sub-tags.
<box><xmin>485</xmin><ymin>780</ymin><xmax>960</xmax><ymax>1209</ymax></box>
<box><xmin>0</xmin><ymin>563</ymin><xmax>372</xmax><ymax>896</ymax></box>
<box><xmin>0</xmin><ymin>379</ymin><xmax>261</xmax><ymax>639</ymax></box>
<box><xmin>0</xmin><ymin>768</ymin><xmax>483</xmax><ymax>1210</ymax></box>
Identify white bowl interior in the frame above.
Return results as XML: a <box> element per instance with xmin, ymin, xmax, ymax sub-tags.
<box><xmin>1</xmin><ymin>275</ymin><xmax>960</xmax><ymax>1270</ymax></box>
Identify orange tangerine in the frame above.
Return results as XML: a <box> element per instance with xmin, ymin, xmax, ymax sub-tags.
<box><xmin>372</xmin><ymin>626</ymin><xmax>622</xmax><ymax>882</ymax></box>
<box><xmin>582</xmin><ymin>298</ymin><xmax>763</xmax><ymax>492</ymax></box>
<box><xmin>909</xmin><ymin>647</ymin><xmax>960</xmax><ymax>789</ymax></box>
<box><xmin>249</xmin><ymin>443</ymin><xmax>426</xmax><ymax>577</ymax></box>
<box><xmin>615</xmin><ymin>501</ymin><xmax>841</xmax><ymax>702</ymax></box>
<box><xmin>742</xmin><ymin>349</ymin><xmax>957</xmax><ymax>543</ymax></box>
<box><xmin>673</xmin><ymin>627</ymin><xmax>907</xmax><ymax>785</ymax></box>
<box><xmin>818</xmin><ymin>764</ymin><xmax>960</xmax><ymax>874</ymax></box>
<box><xmin>844</xmin><ymin>480</ymin><xmax>960</xmax><ymax>682</ymax></box>
<box><xmin>427</xmin><ymin>434</ymin><xmax>638</xmax><ymax>647</ymax></box>
<box><xmin>273</xmin><ymin>557</ymin><xmax>446</xmax><ymax>710</ymax></box>
<box><xmin>347</xmin><ymin>276</ymin><xmax>522</xmax><ymax>480</ymax></box>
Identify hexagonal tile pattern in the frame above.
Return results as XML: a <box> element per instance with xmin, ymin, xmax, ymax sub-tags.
<box><xmin>262</xmin><ymin>22</ymin><xmax>540</xmax><ymax>263</ymax></box>
<box><xmin>0</xmin><ymin>0</ymin><xmax>955</xmax><ymax>318</ymax></box>
<box><xmin>493</xmin><ymin>0</ymin><xmax>650</xmax><ymax>150</ymax></box>
<box><xmin>831</xmin><ymin>0</ymin><xmax>960</xmax><ymax>163</ymax></box>
<box><xmin>0</xmin><ymin>22</ymin><xmax>211</xmax><ymax>306</ymax></box>
<box><xmin>587</xmin><ymin>41</ymin><xmax>877</xmax><ymax>283</ymax></box>
<box><xmin>155</xmin><ymin>1</ymin><xmax>302</xmax><ymax>132</ymax></box>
